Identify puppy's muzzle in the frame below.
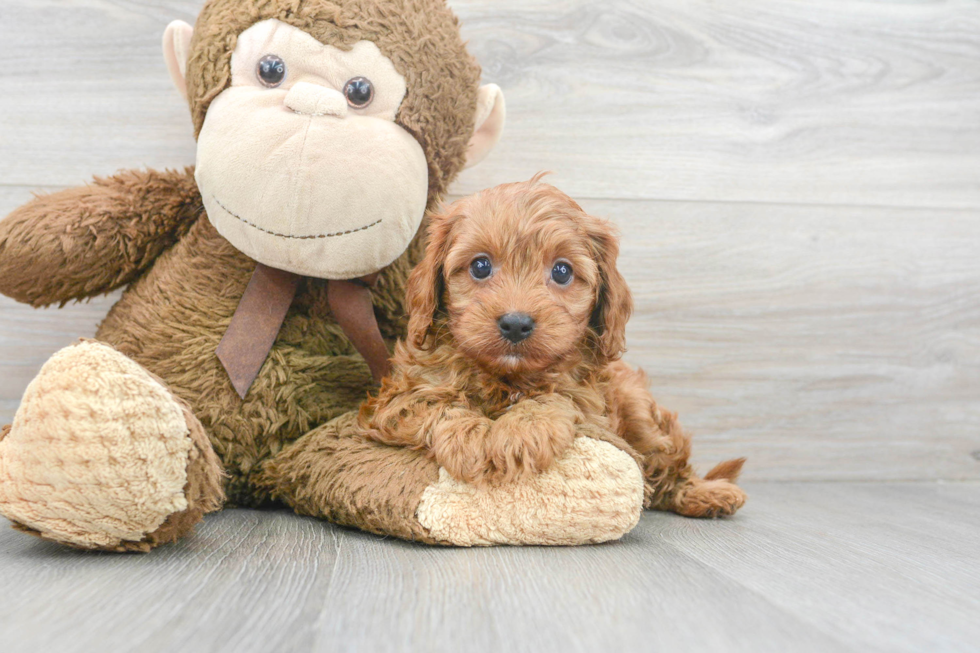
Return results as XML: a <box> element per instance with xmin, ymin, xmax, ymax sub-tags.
<box><xmin>498</xmin><ymin>312</ymin><xmax>535</xmax><ymax>344</ymax></box>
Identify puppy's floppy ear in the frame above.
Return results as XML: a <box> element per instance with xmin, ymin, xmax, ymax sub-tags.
<box><xmin>406</xmin><ymin>206</ymin><xmax>457</xmax><ymax>349</ymax></box>
<box><xmin>586</xmin><ymin>216</ymin><xmax>633</xmax><ymax>363</ymax></box>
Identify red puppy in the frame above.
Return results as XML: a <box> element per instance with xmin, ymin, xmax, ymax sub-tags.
<box><xmin>360</xmin><ymin>176</ymin><xmax>746</xmax><ymax>517</ymax></box>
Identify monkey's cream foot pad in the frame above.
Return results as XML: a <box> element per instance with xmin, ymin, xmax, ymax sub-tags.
<box><xmin>417</xmin><ymin>437</ymin><xmax>644</xmax><ymax>546</ymax></box>
<box><xmin>0</xmin><ymin>341</ymin><xmax>194</xmax><ymax>550</ymax></box>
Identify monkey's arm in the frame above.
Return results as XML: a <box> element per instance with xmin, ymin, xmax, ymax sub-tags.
<box><xmin>0</xmin><ymin>168</ymin><xmax>201</xmax><ymax>307</ymax></box>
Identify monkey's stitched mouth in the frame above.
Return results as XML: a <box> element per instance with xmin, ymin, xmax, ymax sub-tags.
<box><xmin>211</xmin><ymin>195</ymin><xmax>382</xmax><ymax>240</ymax></box>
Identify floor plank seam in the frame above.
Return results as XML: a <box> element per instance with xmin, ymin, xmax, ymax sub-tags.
<box><xmin>656</xmin><ymin>536</ymin><xmax>863</xmax><ymax>653</ymax></box>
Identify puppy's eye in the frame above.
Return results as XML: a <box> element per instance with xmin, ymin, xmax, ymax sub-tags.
<box><xmin>551</xmin><ymin>261</ymin><xmax>573</xmax><ymax>285</ymax></box>
<box><xmin>470</xmin><ymin>256</ymin><xmax>493</xmax><ymax>280</ymax></box>
<box><xmin>257</xmin><ymin>55</ymin><xmax>286</xmax><ymax>88</ymax></box>
<box><xmin>344</xmin><ymin>77</ymin><xmax>374</xmax><ymax>108</ymax></box>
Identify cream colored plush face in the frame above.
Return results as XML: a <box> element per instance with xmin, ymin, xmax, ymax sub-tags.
<box><xmin>195</xmin><ymin>19</ymin><xmax>429</xmax><ymax>279</ymax></box>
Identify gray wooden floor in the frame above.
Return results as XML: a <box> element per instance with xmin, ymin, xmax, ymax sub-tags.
<box><xmin>1</xmin><ymin>0</ymin><xmax>978</xmax><ymax>651</ymax></box>
<box><xmin>2</xmin><ymin>482</ymin><xmax>979</xmax><ymax>653</ymax></box>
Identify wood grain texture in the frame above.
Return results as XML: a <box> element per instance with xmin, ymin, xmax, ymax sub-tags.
<box><xmin>452</xmin><ymin>0</ymin><xmax>980</xmax><ymax>208</ymax></box>
<box><xmin>1</xmin><ymin>1</ymin><xmax>978</xmax><ymax>207</ymax></box>
<box><xmin>599</xmin><ymin>198</ymin><xmax>980</xmax><ymax>482</ymax></box>
<box><xmin>1</xmin><ymin>482</ymin><xmax>978</xmax><ymax>653</ymax></box>
<box><xmin>0</xmin><ymin>0</ymin><xmax>201</xmax><ymax>190</ymax></box>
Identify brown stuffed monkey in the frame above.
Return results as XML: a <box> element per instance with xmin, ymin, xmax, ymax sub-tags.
<box><xmin>0</xmin><ymin>0</ymin><xmax>643</xmax><ymax>551</ymax></box>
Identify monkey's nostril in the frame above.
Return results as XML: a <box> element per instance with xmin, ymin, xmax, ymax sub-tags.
<box><xmin>498</xmin><ymin>312</ymin><xmax>535</xmax><ymax>344</ymax></box>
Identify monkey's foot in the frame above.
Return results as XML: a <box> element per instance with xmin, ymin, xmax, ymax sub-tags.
<box><xmin>417</xmin><ymin>436</ymin><xmax>644</xmax><ymax>545</ymax></box>
<box><xmin>258</xmin><ymin>413</ymin><xmax>643</xmax><ymax>547</ymax></box>
<box><xmin>0</xmin><ymin>341</ymin><xmax>224</xmax><ymax>551</ymax></box>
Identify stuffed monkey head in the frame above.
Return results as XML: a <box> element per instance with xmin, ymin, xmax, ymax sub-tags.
<box><xmin>163</xmin><ymin>0</ymin><xmax>505</xmax><ymax>279</ymax></box>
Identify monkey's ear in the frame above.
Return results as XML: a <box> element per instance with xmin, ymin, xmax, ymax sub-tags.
<box><xmin>464</xmin><ymin>84</ymin><xmax>506</xmax><ymax>169</ymax></box>
<box><xmin>163</xmin><ymin>20</ymin><xmax>195</xmax><ymax>101</ymax></box>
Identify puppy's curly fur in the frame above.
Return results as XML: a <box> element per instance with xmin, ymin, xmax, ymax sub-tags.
<box><xmin>360</xmin><ymin>176</ymin><xmax>746</xmax><ymax>518</ymax></box>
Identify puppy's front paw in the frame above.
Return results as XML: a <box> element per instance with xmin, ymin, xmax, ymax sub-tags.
<box><xmin>429</xmin><ymin>411</ymin><xmax>494</xmax><ymax>485</ymax></box>
<box><xmin>485</xmin><ymin>400</ymin><xmax>576</xmax><ymax>485</ymax></box>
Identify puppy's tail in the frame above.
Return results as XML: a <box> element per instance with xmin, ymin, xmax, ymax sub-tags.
<box><xmin>704</xmin><ymin>457</ymin><xmax>746</xmax><ymax>483</ymax></box>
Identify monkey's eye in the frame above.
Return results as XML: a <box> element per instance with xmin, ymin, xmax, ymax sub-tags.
<box><xmin>551</xmin><ymin>261</ymin><xmax>573</xmax><ymax>285</ymax></box>
<box><xmin>470</xmin><ymin>256</ymin><xmax>493</xmax><ymax>280</ymax></box>
<box><xmin>344</xmin><ymin>77</ymin><xmax>375</xmax><ymax>108</ymax></box>
<box><xmin>257</xmin><ymin>55</ymin><xmax>286</xmax><ymax>88</ymax></box>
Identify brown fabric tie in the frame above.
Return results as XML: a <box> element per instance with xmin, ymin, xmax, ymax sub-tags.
<box><xmin>326</xmin><ymin>275</ymin><xmax>392</xmax><ymax>384</ymax></box>
<box><xmin>216</xmin><ymin>263</ymin><xmax>392</xmax><ymax>399</ymax></box>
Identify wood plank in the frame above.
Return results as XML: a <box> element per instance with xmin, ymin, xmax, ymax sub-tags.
<box><xmin>0</xmin><ymin>1</ymin><xmax>978</xmax><ymax>208</ymax></box>
<box><xmin>1</xmin><ymin>482</ymin><xmax>978</xmax><ymax>652</ymax></box>
<box><xmin>594</xmin><ymin>197</ymin><xmax>980</xmax><ymax>482</ymax></box>
<box><xmin>2</xmin><ymin>189</ymin><xmax>978</xmax><ymax>481</ymax></box>
<box><xmin>0</xmin><ymin>510</ymin><xmax>342</xmax><ymax>653</ymax></box>
<box><xmin>648</xmin><ymin>482</ymin><xmax>980</xmax><ymax>652</ymax></box>
<box><xmin>309</xmin><ymin>514</ymin><xmax>849</xmax><ymax>653</ymax></box>
<box><xmin>453</xmin><ymin>0</ymin><xmax>980</xmax><ymax>207</ymax></box>
<box><xmin>0</xmin><ymin>0</ymin><xmax>202</xmax><ymax>190</ymax></box>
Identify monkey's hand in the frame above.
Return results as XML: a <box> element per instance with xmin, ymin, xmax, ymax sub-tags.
<box><xmin>485</xmin><ymin>394</ymin><xmax>578</xmax><ymax>486</ymax></box>
<box><xmin>0</xmin><ymin>168</ymin><xmax>201</xmax><ymax>307</ymax></box>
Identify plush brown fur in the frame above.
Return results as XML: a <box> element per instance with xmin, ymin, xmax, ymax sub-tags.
<box><xmin>360</xmin><ymin>178</ymin><xmax>747</xmax><ymax>517</ymax></box>
<box><xmin>256</xmin><ymin>412</ymin><xmax>442</xmax><ymax>544</ymax></box>
<box><xmin>0</xmin><ymin>169</ymin><xmax>202</xmax><ymax>308</ymax></box>
<box><xmin>0</xmin><ymin>0</ymin><xmax>483</xmax><ymax>529</ymax></box>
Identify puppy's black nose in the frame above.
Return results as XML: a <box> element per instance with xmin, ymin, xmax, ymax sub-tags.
<box><xmin>498</xmin><ymin>312</ymin><xmax>535</xmax><ymax>344</ymax></box>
